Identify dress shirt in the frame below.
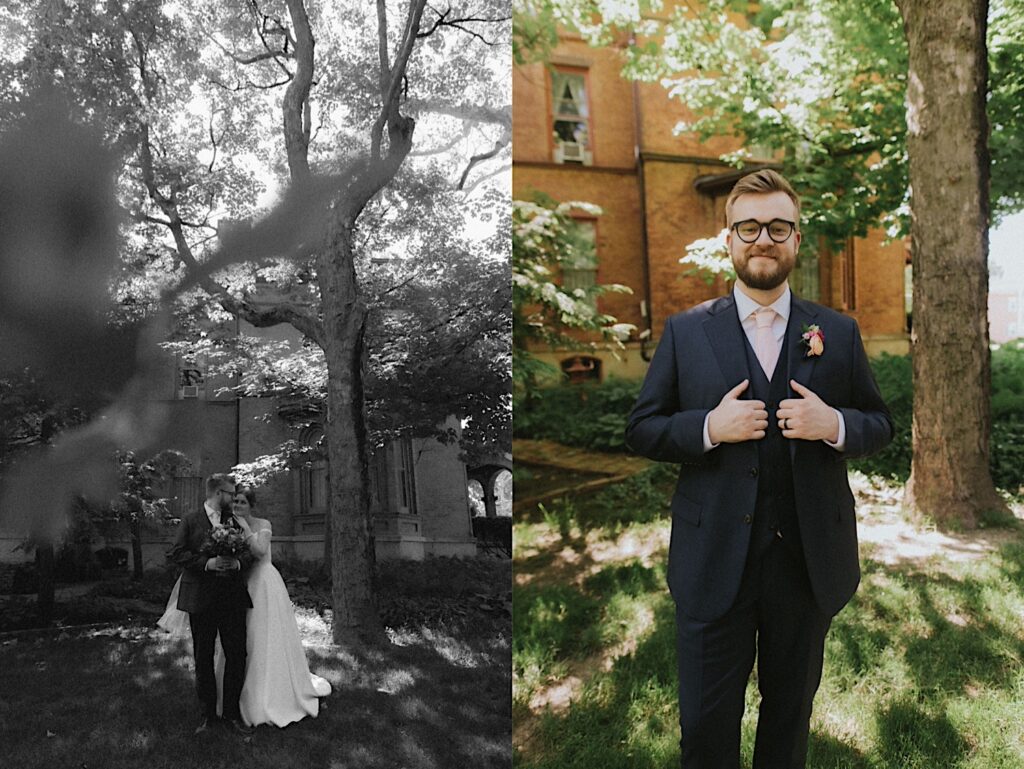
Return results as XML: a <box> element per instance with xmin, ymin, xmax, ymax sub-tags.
<box><xmin>204</xmin><ymin>501</ymin><xmax>222</xmax><ymax>527</ymax></box>
<box><xmin>702</xmin><ymin>284</ymin><xmax>846</xmax><ymax>451</ymax></box>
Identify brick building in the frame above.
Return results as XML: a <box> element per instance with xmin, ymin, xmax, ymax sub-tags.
<box><xmin>989</xmin><ymin>290</ymin><xmax>1024</xmax><ymax>344</ymax></box>
<box><xmin>513</xmin><ymin>17</ymin><xmax>910</xmax><ymax>382</ymax></box>
<box><xmin>0</xmin><ymin>321</ymin><xmax>481</xmax><ymax>567</ymax></box>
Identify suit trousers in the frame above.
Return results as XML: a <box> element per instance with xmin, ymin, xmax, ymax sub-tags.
<box><xmin>189</xmin><ymin>603</ymin><xmax>248</xmax><ymax>721</ymax></box>
<box><xmin>674</xmin><ymin>538</ymin><xmax>831</xmax><ymax>769</ymax></box>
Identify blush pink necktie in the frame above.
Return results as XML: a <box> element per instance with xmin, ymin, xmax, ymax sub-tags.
<box><xmin>754</xmin><ymin>308</ymin><xmax>779</xmax><ymax>379</ymax></box>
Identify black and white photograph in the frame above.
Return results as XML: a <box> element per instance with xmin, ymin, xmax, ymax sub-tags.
<box><xmin>0</xmin><ymin>1</ymin><xmax>512</xmax><ymax>767</ymax></box>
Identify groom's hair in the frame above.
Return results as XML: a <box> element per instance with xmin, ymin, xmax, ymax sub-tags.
<box><xmin>725</xmin><ymin>168</ymin><xmax>801</xmax><ymax>226</ymax></box>
<box><xmin>205</xmin><ymin>473</ymin><xmax>235</xmax><ymax>497</ymax></box>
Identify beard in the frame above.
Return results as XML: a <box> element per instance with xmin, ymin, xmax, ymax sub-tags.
<box><xmin>219</xmin><ymin>498</ymin><xmax>233</xmax><ymax>514</ymax></box>
<box><xmin>733</xmin><ymin>246</ymin><xmax>794</xmax><ymax>290</ymax></box>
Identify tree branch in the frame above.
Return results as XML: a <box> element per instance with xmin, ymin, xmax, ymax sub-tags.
<box><xmin>457</xmin><ymin>134</ymin><xmax>508</xmax><ymax>189</ymax></box>
<box><xmin>282</xmin><ymin>0</ymin><xmax>315</xmax><ymax>181</ymax></box>
<box><xmin>404</xmin><ymin>98</ymin><xmax>511</xmax><ymax>128</ymax></box>
<box><xmin>461</xmin><ymin>162</ymin><xmax>510</xmax><ymax>196</ymax></box>
<box><xmin>371</xmin><ymin>0</ymin><xmax>428</xmax><ymax>162</ymax></box>
<box><xmin>416</xmin><ymin>4</ymin><xmax>510</xmax><ymax>41</ymax></box>
<box><xmin>203</xmin><ymin>30</ymin><xmax>293</xmax><ymax>66</ymax></box>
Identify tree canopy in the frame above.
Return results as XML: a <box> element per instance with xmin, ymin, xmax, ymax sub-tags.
<box><xmin>515</xmin><ymin>0</ymin><xmax>1024</xmax><ymax>249</ymax></box>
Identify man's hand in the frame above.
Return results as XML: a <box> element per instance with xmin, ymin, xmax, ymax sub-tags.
<box><xmin>206</xmin><ymin>556</ymin><xmax>241</xmax><ymax>572</ymax></box>
<box><xmin>777</xmin><ymin>380</ymin><xmax>840</xmax><ymax>442</ymax></box>
<box><xmin>707</xmin><ymin>379</ymin><xmax>769</xmax><ymax>444</ymax></box>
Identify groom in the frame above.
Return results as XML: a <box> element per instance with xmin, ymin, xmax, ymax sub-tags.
<box><xmin>169</xmin><ymin>473</ymin><xmax>255</xmax><ymax>736</ymax></box>
<box><xmin>626</xmin><ymin>169</ymin><xmax>892</xmax><ymax>768</ymax></box>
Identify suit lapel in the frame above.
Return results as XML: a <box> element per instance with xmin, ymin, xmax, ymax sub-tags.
<box><xmin>786</xmin><ymin>295</ymin><xmax>821</xmax><ymax>461</ymax></box>
<box><xmin>786</xmin><ymin>295</ymin><xmax>820</xmax><ymax>390</ymax></box>
<box><xmin>703</xmin><ymin>294</ymin><xmax>752</xmax><ymax>391</ymax></box>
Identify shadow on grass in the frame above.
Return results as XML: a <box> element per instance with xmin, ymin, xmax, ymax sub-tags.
<box><xmin>831</xmin><ymin>543</ymin><xmax>1024</xmax><ymax>701</ymax></box>
<box><xmin>518</xmin><ymin>539</ymin><xmax>1024</xmax><ymax>769</ymax></box>
<box><xmin>805</xmin><ymin>730</ymin><xmax>871</xmax><ymax>769</ymax></box>
<box><xmin>875</xmin><ymin>699</ymin><xmax>970</xmax><ymax>769</ymax></box>
<box><xmin>0</xmin><ymin>619</ymin><xmax>510</xmax><ymax>769</ymax></box>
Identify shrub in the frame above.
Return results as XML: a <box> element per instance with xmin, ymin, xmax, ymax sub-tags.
<box><xmin>471</xmin><ymin>516</ymin><xmax>512</xmax><ymax>555</ymax></box>
<box><xmin>513</xmin><ymin>377</ymin><xmax>639</xmax><ymax>452</ymax></box>
<box><xmin>516</xmin><ymin>351</ymin><xmax>1024</xmax><ymax>494</ymax></box>
<box><xmin>850</xmin><ymin>353</ymin><xmax>913</xmax><ymax>481</ymax></box>
<box><xmin>575</xmin><ymin>463</ymin><xmax>676</xmax><ymax>531</ymax></box>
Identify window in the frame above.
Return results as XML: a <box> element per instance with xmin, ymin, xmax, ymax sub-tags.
<box><xmin>396</xmin><ymin>438</ymin><xmax>417</xmax><ymax>515</ymax></box>
<box><xmin>562</xmin><ymin>219</ymin><xmax>598</xmax><ymax>307</ymax></box>
<box><xmin>1010</xmin><ymin>297</ymin><xmax>1018</xmax><ymax>313</ymax></box>
<box><xmin>791</xmin><ymin>252</ymin><xmax>820</xmax><ymax>303</ymax></box>
<box><xmin>369</xmin><ymin>438</ymin><xmax>417</xmax><ymax>515</ymax></box>
<box><xmin>561</xmin><ymin>355</ymin><xmax>601</xmax><ymax>384</ymax></box>
<box><xmin>161</xmin><ymin>475</ymin><xmax>203</xmax><ymax>518</ymax></box>
<box><xmin>177</xmin><ymin>357</ymin><xmax>206</xmax><ymax>399</ymax></box>
<box><xmin>299</xmin><ymin>459</ymin><xmax>328</xmax><ymax>515</ymax></box>
<box><xmin>551</xmin><ymin>68</ymin><xmax>592</xmax><ymax>165</ymax></box>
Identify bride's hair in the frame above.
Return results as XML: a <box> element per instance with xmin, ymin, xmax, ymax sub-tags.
<box><xmin>236</xmin><ymin>485</ymin><xmax>257</xmax><ymax>509</ymax></box>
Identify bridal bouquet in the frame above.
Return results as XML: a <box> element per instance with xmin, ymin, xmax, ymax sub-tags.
<box><xmin>201</xmin><ymin>524</ymin><xmax>250</xmax><ymax>559</ymax></box>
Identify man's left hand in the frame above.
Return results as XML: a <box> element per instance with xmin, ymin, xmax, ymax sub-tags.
<box><xmin>777</xmin><ymin>380</ymin><xmax>840</xmax><ymax>442</ymax></box>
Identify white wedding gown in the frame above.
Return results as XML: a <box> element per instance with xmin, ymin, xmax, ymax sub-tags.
<box><xmin>158</xmin><ymin>519</ymin><xmax>331</xmax><ymax>727</ymax></box>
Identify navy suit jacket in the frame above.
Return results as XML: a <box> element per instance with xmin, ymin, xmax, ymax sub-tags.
<box><xmin>625</xmin><ymin>293</ymin><xmax>893</xmax><ymax>622</ymax></box>
<box><xmin>169</xmin><ymin>507</ymin><xmax>254</xmax><ymax>614</ymax></box>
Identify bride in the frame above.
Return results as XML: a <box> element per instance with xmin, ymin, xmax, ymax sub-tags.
<box><xmin>158</xmin><ymin>486</ymin><xmax>331</xmax><ymax>728</ymax></box>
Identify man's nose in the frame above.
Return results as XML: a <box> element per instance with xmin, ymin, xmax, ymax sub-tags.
<box><xmin>755</xmin><ymin>225</ymin><xmax>774</xmax><ymax>245</ymax></box>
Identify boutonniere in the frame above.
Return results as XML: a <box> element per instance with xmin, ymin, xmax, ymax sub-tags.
<box><xmin>801</xmin><ymin>324</ymin><xmax>825</xmax><ymax>357</ymax></box>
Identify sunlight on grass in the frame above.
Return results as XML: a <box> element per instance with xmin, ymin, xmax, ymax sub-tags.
<box><xmin>514</xmin><ymin>477</ymin><xmax>1024</xmax><ymax>769</ymax></box>
<box><xmin>3</xmin><ymin>555</ymin><xmax>511</xmax><ymax>769</ymax></box>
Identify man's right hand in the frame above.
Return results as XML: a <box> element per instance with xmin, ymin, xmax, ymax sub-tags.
<box><xmin>205</xmin><ymin>556</ymin><xmax>239</xmax><ymax>572</ymax></box>
<box><xmin>707</xmin><ymin>379</ymin><xmax>769</xmax><ymax>444</ymax></box>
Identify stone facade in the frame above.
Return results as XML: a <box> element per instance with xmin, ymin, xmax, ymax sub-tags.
<box><xmin>0</xmin><ymin>324</ymin><xmax>477</xmax><ymax>566</ymax></box>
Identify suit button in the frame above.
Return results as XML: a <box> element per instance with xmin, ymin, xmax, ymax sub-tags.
<box><xmin>750</xmin><ymin>467</ymin><xmax>758</xmax><ymax>477</ymax></box>
<box><xmin>743</xmin><ymin>515</ymin><xmax>752</xmax><ymax>524</ymax></box>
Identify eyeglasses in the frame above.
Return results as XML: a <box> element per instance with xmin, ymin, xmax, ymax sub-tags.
<box><xmin>731</xmin><ymin>218</ymin><xmax>796</xmax><ymax>244</ymax></box>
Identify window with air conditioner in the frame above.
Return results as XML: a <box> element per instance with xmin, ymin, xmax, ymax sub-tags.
<box><xmin>177</xmin><ymin>358</ymin><xmax>206</xmax><ymax>400</ymax></box>
<box><xmin>551</xmin><ymin>69</ymin><xmax>592</xmax><ymax>166</ymax></box>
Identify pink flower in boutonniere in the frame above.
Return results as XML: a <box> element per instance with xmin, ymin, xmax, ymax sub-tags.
<box><xmin>801</xmin><ymin>324</ymin><xmax>825</xmax><ymax>357</ymax></box>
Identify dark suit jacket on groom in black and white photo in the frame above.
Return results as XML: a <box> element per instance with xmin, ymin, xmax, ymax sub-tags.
<box><xmin>168</xmin><ymin>473</ymin><xmax>254</xmax><ymax>735</ymax></box>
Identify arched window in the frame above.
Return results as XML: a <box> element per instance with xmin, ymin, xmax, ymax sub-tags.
<box><xmin>494</xmin><ymin>469</ymin><xmax>512</xmax><ymax>517</ymax></box>
<box><xmin>468</xmin><ymin>479</ymin><xmax>486</xmax><ymax>517</ymax></box>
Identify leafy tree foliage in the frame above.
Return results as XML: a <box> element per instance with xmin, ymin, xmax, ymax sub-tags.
<box><xmin>512</xmin><ymin>196</ymin><xmax>634</xmax><ymax>394</ymax></box>
<box><xmin>1</xmin><ymin>0</ymin><xmax>510</xmax><ymax>643</ymax></box>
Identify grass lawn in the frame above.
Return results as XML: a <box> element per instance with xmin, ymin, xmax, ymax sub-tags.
<box><xmin>513</xmin><ymin>472</ymin><xmax>1024</xmax><ymax>769</ymax></box>
<box><xmin>0</xmin><ymin>556</ymin><xmax>511</xmax><ymax>769</ymax></box>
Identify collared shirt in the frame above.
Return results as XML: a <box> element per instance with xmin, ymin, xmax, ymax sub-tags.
<box><xmin>702</xmin><ymin>284</ymin><xmax>846</xmax><ymax>451</ymax></box>
<box><xmin>734</xmin><ymin>284</ymin><xmax>791</xmax><ymax>360</ymax></box>
<box><xmin>204</xmin><ymin>501</ymin><xmax>221</xmax><ymax>527</ymax></box>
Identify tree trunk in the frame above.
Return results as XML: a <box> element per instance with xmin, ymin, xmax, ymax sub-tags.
<box><xmin>35</xmin><ymin>543</ymin><xmax>55</xmax><ymax>626</ymax></box>
<box><xmin>318</xmin><ymin>221</ymin><xmax>383</xmax><ymax>645</ymax></box>
<box><xmin>897</xmin><ymin>0</ymin><xmax>1008</xmax><ymax>526</ymax></box>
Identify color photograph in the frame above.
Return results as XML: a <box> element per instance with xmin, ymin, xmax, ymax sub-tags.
<box><xmin>512</xmin><ymin>1</ymin><xmax>1024</xmax><ymax>767</ymax></box>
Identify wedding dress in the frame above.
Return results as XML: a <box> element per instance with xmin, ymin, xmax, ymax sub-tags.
<box><xmin>158</xmin><ymin>519</ymin><xmax>331</xmax><ymax>727</ymax></box>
